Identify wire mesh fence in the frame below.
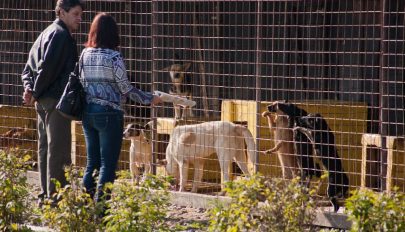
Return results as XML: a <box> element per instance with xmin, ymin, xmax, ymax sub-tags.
<box><xmin>0</xmin><ymin>0</ymin><xmax>404</xmax><ymax>212</ymax></box>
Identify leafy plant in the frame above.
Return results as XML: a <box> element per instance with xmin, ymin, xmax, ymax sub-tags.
<box><xmin>208</xmin><ymin>173</ymin><xmax>319</xmax><ymax>232</ymax></box>
<box><xmin>103</xmin><ymin>174</ymin><xmax>173</xmax><ymax>232</ymax></box>
<box><xmin>41</xmin><ymin>166</ymin><xmax>101</xmax><ymax>232</ymax></box>
<box><xmin>0</xmin><ymin>149</ymin><xmax>34</xmax><ymax>231</ymax></box>
<box><xmin>345</xmin><ymin>188</ymin><xmax>405</xmax><ymax>232</ymax></box>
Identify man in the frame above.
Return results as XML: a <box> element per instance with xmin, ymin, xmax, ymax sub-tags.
<box><xmin>21</xmin><ymin>0</ymin><xmax>84</xmax><ymax>203</ymax></box>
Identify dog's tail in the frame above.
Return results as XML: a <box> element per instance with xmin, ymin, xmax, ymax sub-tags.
<box><xmin>237</xmin><ymin>125</ymin><xmax>257</xmax><ymax>174</ymax></box>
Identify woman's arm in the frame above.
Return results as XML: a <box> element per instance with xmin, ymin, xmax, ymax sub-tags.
<box><xmin>112</xmin><ymin>54</ymin><xmax>154</xmax><ymax>105</ymax></box>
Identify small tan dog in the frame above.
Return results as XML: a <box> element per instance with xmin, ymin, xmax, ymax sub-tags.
<box><xmin>165</xmin><ymin>121</ymin><xmax>256</xmax><ymax>192</ymax></box>
<box><xmin>262</xmin><ymin>101</ymin><xmax>301</xmax><ymax>179</ymax></box>
<box><xmin>162</xmin><ymin>62</ymin><xmax>194</xmax><ymax>119</ymax></box>
<box><xmin>0</xmin><ymin>120</ymin><xmax>36</xmax><ymax>148</ymax></box>
<box><xmin>123</xmin><ymin>122</ymin><xmax>152</xmax><ymax>183</ymax></box>
<box><xmin>0</xmin><ymin>128</ymin><xmax>26</xmax><ymax>148</ymax></box>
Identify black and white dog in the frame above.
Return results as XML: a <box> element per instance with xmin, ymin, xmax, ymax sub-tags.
<box><xmin>123</xmin><ymin>122</ymin><xmax>152</xmax><ymax>183</ymax></box>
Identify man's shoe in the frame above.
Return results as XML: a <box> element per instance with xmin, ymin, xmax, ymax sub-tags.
<box><xmin>36</xmin><ymin>193</ymin><xmax>46</xmax><ymax>208</ymax></box>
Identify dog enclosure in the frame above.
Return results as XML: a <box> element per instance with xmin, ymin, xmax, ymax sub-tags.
<box><xmin>1</xmin><ymin>0</ymin><xmax>404</xmax><ymax>212</ymax></box>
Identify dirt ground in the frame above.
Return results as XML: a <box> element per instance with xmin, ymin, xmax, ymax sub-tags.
<box><xmin>166</xmin><ymin>204</ymin><xmax>209</xmax><ymax>231</ymax></box>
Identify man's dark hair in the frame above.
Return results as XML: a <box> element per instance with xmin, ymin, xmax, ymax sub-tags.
<box><xmin>55</xmin><ymin>0</ymin><xmax>84</xmax><ymax>16</ymax></box>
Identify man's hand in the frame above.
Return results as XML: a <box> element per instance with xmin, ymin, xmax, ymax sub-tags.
<box><xmin>22</xmin><ymin>88</ymin><xmax>35</xmax><ymax>105</ymax></box>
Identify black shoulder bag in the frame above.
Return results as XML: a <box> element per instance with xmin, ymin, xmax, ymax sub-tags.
<box><xmin>56</xmin><ymin>54</ymin><xmax>86</xmax><ymax>121</ymax></box>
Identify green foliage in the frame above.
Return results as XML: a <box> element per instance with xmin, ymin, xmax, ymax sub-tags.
<box><xmin>103</xmin><ymin>174</ymin><xmax>173</xmax><ymax>232</ymax></box>
<box><xmin>41</xmin><ymin>166</ymin><xmax>101</xmax><ymax>232</ymax></box>
<box><xmin>208</xmin><ymin>174</ymin><xmax>318</xmax><ymax>232</ymax></box>
<box><xmin>115</xmin><ymin>170</ymin><xmax>132</xmax><ymax>180</ymax></box>
<box><xmin>0</xmin><ymin>149</ymin><xmax>33</xmax><ymax>231</ymax></box>
<box><xmin>345</xmin><ymin>188</ymin><xmax>405</xmax><ymax>232</ymax></box>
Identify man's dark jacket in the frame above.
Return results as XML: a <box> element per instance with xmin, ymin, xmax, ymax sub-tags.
<box><xmin>21</xmin><ymin>19</ymin><xmax>78</xmax><ymax>100</ymax></box>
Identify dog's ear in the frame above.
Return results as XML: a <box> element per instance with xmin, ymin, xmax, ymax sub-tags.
<box><xmin>162</xmin><ymin>65</ymin><xmax>173</xmax><ymax>72</ymax></box>
<box><xmin>277</xmin><ymin>102</ymin><xmax>307</xmax><ymax>118</ymax></box>
<box><xmin>144</xmin><ymin>121</ymin><xmax>153</xmax><ymax>131</ymax></box>
<box><xmin>179</xmin><ymin>132</ymin><xmax>196</xmax><ymax>145</ymax></box>
<box><xmin>273</xmin><ymin>101</ymin><xmax>290</xmax><ymax>114</ymax></box>
<box><xmin>267</xmin><ymin>102</ymin><xmax>278</xmax><ymax>113</ymax></box>
<box><xmin>182</xmin><ymin>63</ymin><xmax>191</xmax><ymax>72</ymax></box>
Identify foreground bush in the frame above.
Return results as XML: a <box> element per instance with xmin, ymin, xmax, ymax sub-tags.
<box><xmin>104</xmin><ymin>174</ymin><xmax>173</xmax><ymax>232</ymax></box>
<box><xmin>345</xmin><ymin>188</ymin><xmax>405</xmax><ymax>232</ymax></box>
<box><xmin>41</xmin><ymin>166</ymin><xmax>101</xmax><ymax>232</ymax></box>
<box><xmin>0</xmin><ymin>149</ymin><xmax>33</xmax><ymax>231</ymax></box>
<box><xmin>208</xmin><ymin>174</ymin><xmax>319</xmax><ymax>232</ymax></box>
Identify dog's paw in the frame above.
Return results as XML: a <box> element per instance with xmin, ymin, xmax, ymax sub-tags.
<box><xmin>261</xmin><ymin>111</ymin><xmax>272</xmax><ymax>117</ymax></box>
<box><xmin>262</xmin><ymin>149</ymin><xmax>273</xmax><ymax>155</ymax></box>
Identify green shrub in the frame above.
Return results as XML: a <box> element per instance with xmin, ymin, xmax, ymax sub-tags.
<box><xmin>208</xmin><ymin>174</ymin><xmax>319</xmax><ymax>232</ymax></box>
<box><xmin>345</xmin><ymin>188</ymin><xmax>405</xmax><ymax>232</ymax></box>
<box><xmin>0</xmin><ymin>149</ymin><xmax>33</xmax><ymax>231</ymax></box>
<box><xmin>41</xmin><ymin>166</ymin><xmax>101</xmax><ymax>232</ymax></box>
<box><xmin>103</xmin><ymin>174</ymin><xmax>173</xmax><ymax>232</ymax></box>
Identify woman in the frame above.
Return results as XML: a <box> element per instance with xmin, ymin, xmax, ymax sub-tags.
<box><xmin>80</xmin><ymin>13</ymin><xmax>162</xmax><ymax>202</ymax></box>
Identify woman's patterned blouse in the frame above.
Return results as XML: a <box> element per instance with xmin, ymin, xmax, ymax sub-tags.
<box><xmin>79</xmin><ymin>47</ymin><xmax>153</xmax><ymax>111</ymax></box>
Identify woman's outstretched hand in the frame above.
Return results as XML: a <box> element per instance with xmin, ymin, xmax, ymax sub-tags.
<box><xmin>151</xmin><ymin>95</ymin><xmax>163</xmax><ymax>106</ymax></box>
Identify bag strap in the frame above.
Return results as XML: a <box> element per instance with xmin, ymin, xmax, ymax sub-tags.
<box><xmin>77</xmin><ymin>50</ymin><xmax>85</xmax><ymax>76</ymax></box>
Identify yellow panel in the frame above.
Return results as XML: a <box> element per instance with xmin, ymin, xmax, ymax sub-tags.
<box><xmin>0</xmin><ymin>105</ymin><xmax>37</xmax><ymax>155</ymax></box>
<box><xmin>392</xmin><ymin>144</ymin><xmax>405</xmax><ymax>192</ymax></box>
<box><xmin>0</xmin><ymin>105</ymin><xmax>36</xmax><ymax>133</ymax></box>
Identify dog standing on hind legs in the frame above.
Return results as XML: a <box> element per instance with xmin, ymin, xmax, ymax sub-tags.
<box><xmin>162</xmin><ymin>61</ymin><xmax>194</xmax><ymax>119</ymax></box>
<box><xmin>261</xmin><ymin>101</ymin><xmax>303</xmax><ymax>179</ymax></box>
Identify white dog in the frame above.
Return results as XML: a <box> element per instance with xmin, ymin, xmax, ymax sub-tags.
<box><xmin>165</xmin><ymin>121</ymin><xmax>256</xmax><ymax>192</ymax></box>
<box><xmin>123</xmin><ymin>123</ymin><xmax>152</xmax><ymax>183</ymax></box>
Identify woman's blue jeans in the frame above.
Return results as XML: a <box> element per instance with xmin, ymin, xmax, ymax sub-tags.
<box><xmin>82</xmin><ymin>103</ymin><xmax>124</xmax><ymax>202</ymax></box>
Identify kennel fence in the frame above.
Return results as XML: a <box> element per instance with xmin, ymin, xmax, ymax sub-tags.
<box><xmin>0</xmin><ymin>0</ymin><xmax>404</xmax><ymax>212</ymax></box>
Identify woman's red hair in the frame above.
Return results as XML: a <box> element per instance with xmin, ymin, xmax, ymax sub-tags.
<box><xmin>85</xmin><ymin>13</ymin><xmax>119</xmax><ymax>49</ymax></box>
